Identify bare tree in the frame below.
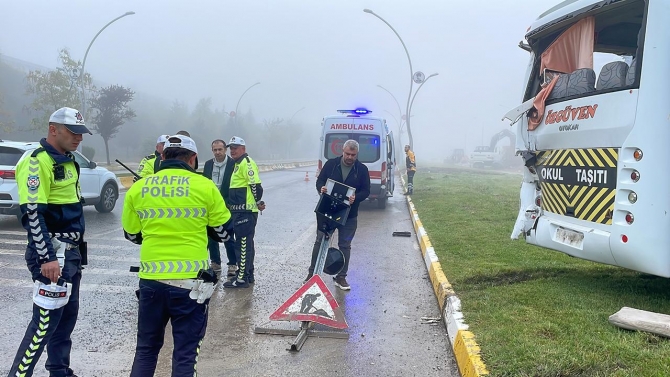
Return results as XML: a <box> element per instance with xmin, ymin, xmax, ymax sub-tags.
<box><xmin>89</xmin><ymin>85</ymin><xmax>136</xmax><ymax>164</ymax></box>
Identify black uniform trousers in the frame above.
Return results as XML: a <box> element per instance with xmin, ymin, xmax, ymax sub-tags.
<box><xmin>8</xmin><ymin>247</ymin><xmax>82</xmax><ymax>377</ymax></box>
<box><xmin>130</xmin><ymin>279</ymin><xmax>209</xmax><ymax>377</ymax></box>
<box><xmin>232</xmin><ymin>212</ymin><xmax>258</xmax><ymax>282</ymax></box>
<box><xmin>407</xmin><ymin>170</ymin><xmax>416</xmax><ymax>193</ymax></box>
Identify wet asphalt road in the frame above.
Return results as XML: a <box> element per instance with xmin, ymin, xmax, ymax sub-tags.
<box><xmin>0</xmin><ymin>168</ymin><xmax>458</xmax><ymax>377</ymax></box>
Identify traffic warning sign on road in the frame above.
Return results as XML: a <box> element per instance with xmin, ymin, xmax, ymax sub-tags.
<box><xmin>270</xmin><ymin>275</ymin><xmax>348</xmax><ymax>329</ymax></box>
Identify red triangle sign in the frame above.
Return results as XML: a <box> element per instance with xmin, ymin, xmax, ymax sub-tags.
<box><xmin>270</xmin><ymin>275</ymin><xmax>348</xmax><ymax>329</ymax></box>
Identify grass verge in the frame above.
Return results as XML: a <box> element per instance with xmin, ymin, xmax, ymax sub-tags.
<box><xmin>411</xmin><ymin>167</ymin><xmax>670</xmax><ymax>377</ymax></box>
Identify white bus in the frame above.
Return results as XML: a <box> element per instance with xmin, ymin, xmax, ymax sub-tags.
<box><xmin>506</xmin><ymin>0</ymin><xmax>670</xmax><ymax>276</ymax></box>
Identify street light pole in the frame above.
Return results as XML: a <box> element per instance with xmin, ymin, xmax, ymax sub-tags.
<box><xmin>364</xmin><ymin>9</ymin><xmax>415</xmax><ymax>148</ymax></box>
<box><xmin>234</xmin><ymin>82</ymin><xmax>261</xmax><ymax>127</ymax></box>
<box><xmin>289</xmin><ymin>106</ymin><xmax>306</xmax><ymax>124</ymax></box>
<box><xmin>79</xmin><ymin>11</ymin><xmax>135</xmax><ymax>116</ymax></box>
<box><xmin>408</xmin><ymin>72</ymin><xmax>438</xmax><ymax>124</ymax></box>
<box><xmin>377</xmin><ymin>85</ymin><xmax>403</xmax><ymax>125</ymax></box>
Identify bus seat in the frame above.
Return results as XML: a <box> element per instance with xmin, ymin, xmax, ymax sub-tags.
<box><xmin>597</xmin><ymin>61</ymin><xmax>629</xmax><ymax>90</ymax></box>
<box><xmin>566</xmin><ymin>68</ymin><xmax>596</xmax><ymax>96</ymax></box>
<box><xmin>547</xmin><ymin>73</ymin><xmax>570</xmax><ymax>100</ymax></box>
<box><xmin>626</xmin><ymin>58</ymin><xmax>637</xmax><ymax>86</ymax></box>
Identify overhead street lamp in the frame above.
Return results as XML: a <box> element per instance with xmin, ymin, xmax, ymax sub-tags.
<box><xmin>79</xmin><ymin>11</ymin><xmax>135</xmax><ymax>117</ymax></box>
<box><xmin>364</xmin><ymin>8</ymin><xmax>416</xmax><ymax>148</ymax></box>
<box><xmin>289</xmin><ymin>106</ymin><xmax>306</xmax><ymax>124</ymax></box>
<box><xmin>408</xmin><ymin>72</ymin><xmax>438</xmax><ymax>126</ymax></box>
<box><xmin>377</xmin><ymin>84</ymin><xmax>406</xmax><ymax>150</ymax></box>
<box><xmin>234</xmin><ymin>82</ymin><xmax>261</xmax><ymax>126</ymax></box>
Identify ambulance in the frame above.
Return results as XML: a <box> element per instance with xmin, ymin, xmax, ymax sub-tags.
<box><xmin>319</xmin><ymin>108</ymin><xmax>396</xmax><ymax>208</ymax></box>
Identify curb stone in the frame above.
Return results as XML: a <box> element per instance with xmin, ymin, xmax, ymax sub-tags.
<box><xmin>400</xmin><ymin>175</ymin><xmax>489</xmax><ymax>377</ymax></box>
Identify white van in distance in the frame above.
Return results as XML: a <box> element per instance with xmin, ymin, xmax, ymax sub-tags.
<box><xmin>319</xmin><ymin>109</ymin><xmax>396</xmax><ymax>208</ymax></box>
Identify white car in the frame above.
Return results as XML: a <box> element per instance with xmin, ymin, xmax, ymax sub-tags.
<box><xmin>0</xmin><ymin>140</ymin><xmax>119</xmax><ymax>220</ymax></box>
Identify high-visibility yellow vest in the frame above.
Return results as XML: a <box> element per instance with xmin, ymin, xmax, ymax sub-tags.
<box><xmin>122</xmin><ymin>163</ymin><xmax>231</xmax><ymax>280</ymax></box>
<box><xmin>137</xmin><ymin>151</ymin><xmax>161</xmax><ymax>178</ymax></box>
<box><xmin>228</xmin><ymin>155</ymin><xmax>261</xmax><ymax>212</ymax></box>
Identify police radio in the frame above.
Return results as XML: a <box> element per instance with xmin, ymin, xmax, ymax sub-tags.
<box><xmin>53</xmin><ymin>164</ymin><xmax>66</xmax><ymax>180</ymax></box>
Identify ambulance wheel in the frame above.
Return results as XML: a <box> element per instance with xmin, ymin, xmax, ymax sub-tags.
<box><xmin>377</xmin><ymin>197</ymin><xmax>387</xmax><ymax>209</ymax></box>
<box><xmin>95</xmin><ymin>182</ymin><xmax>118</xmax><ymax>213</ymax></box>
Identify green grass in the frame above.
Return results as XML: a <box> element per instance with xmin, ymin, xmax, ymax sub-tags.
<box><xmin>411</xmin><ymin>168</ymin><xmax>670</xmax><ymax>377</ymax></box>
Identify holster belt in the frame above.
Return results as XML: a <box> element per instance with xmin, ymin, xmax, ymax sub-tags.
<box><xmin>156</xmin><ymin>279</ymin><xmax>200</xmax><ymax>290</ymax></box>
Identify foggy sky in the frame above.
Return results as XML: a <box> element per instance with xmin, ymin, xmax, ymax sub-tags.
<box><xmin>0</xmin><ymin>0</ymin><xmax>559</xmax><ymax>161</ymax></box>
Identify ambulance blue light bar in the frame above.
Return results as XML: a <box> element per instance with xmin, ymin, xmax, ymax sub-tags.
<box><xmin>337</xmin><ymin>108</ymin><xmax>372</xmax><ymax>115</ymax></box>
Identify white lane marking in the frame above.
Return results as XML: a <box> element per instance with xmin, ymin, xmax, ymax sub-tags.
<box><xmin>0</xmin><ymin>249</ymin><xmax>140</xmax><ymax>263</ymax></box>
<box><xmin>0</xmin><ymin>239</ymin><xmax>138</xmax><ymax>250</ymax></box>
<box><xmin>0</xmin><ymin>278</ymin><xmax>136</xmax><ymax>293</ymax></box>
<box><xmin>0</xmin><ymin>262</ymin><xmax>135</xmax><ymax>277</ymax></box>
<box><xmin>87</xmin><ymin>226</ymin><xmax>124</xmax><ymax>239</ymax></box>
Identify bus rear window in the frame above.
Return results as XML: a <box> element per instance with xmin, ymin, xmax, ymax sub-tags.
<box><xmin>324</xmin><ymin>134</ymin><xmax>381</xmax><ymax>163</ymax></box>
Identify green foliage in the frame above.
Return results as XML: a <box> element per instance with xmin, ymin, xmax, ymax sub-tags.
<box><xmin>0</xmin><ymin>92</ymin><xmax>13</xmax><ymax>133</ymax></box>
<box><xmin>24</xmin><ymin>49</ymin><xmax>95</xmax><ymax>130</ymax></box>
<box><xmin>81</xmin><ymin>145</ymin><xmax>96</xmax><ymax>161</ymax></box>
<box><xmin>412</xmin><ymin>169</ymin><xmax>670</xmax><ymax>377</ymax></box>
<box><xmin>89</xmin><ymin>85</ymin><xmax>136</xmax><ymax>165</ymax></box>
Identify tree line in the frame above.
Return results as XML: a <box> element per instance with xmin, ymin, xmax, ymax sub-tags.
<box><xmin>0</xmin><ymin>49</ymin><xmax>315</xmax><ymax>164</ymax></box>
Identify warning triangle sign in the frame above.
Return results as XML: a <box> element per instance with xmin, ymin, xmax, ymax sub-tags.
<box><xmin>270</xmin><ymin>275</ymin><xmax>348</xmax><ymax>329</ymax></box>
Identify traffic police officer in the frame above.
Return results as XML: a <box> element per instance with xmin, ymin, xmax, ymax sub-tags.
<box><xmin>135</xmin><ymin>134</ymin><xmax>168</xmax><ymax>181</ymax></box>
<box><xmin>9</xmin><ymin>107</ymin><xmax>91</xmax><ymax>377</ymax></box>
<box><xmin>223</xmin><ymin>136</ymin><xmax>265</xmax><ymax>288</ymax></box>
<box><xmin>122</xmin><ymin>135</ymin><xmax>232</xmax><ymax>376</ymax></box>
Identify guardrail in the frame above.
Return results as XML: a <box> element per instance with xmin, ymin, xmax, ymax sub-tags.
<box><xmin>115</xmin><ymin>160</ymin><xmax>318</xmax><ymax>189</ymax></box>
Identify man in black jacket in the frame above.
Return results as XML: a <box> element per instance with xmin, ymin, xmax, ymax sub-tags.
<box><xmin>305</xmin><ymin>139</ymin><xmax>370</xmax><ymax>290</ymax></box>
<box><xmin>203</xmin><ymin>139</ymin><xmax>237</xmax><ymax>278</ymax></box>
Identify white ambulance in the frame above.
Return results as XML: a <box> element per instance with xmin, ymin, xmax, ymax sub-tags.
<box><xmin>319</xmin><ymin>108</ymin><xmax>396</xmax><ymax>208</ymax></box>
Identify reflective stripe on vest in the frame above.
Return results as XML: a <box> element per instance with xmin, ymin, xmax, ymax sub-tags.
<box><xmin>140</xmin><ymin>260</ymin><xmax>208</xmax><ymax>274</ymax></box>
<box><xmin>136</xmin><ymin>207</ymin><xmax>207</xmax><ymax>219</ymax></box>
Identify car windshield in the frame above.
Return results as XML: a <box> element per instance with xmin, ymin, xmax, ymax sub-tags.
<box><xmin>0</xmin><ymin>147</ymin><xmax>24</xmax><ymax>166</ymax></box>
<box><xmin>325</xmin><ymin>133</ymin><xmax>381</xmax><ymax>163</ymax></box>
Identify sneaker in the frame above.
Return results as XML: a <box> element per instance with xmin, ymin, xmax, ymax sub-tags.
<box><xmin>333</xmin><ymin>276</ymin><xmax>350</xmax><ymax>291</ymax></box>
<box><xmin>303</xmin><ymin>273</ymin><xmax>313</xmax><ymax>284</ymax></box>
<box><xmin>223</xmin><ymin>279</ymin><xmax>249</xmax><ymax>288</ymax></box>
<box><xmin>248</xmin><ymin>274</ymin><xmax>255</xmax><ymax>284</ymax></box>
<box><xmin>211</xmin><ymin>262</ymin><xmax>222</xmax><ymax>273</ymax></box>
<box><xmin>227</xmin><ymin>264</ymin><xmax>238</xmax><ymax>277</ymax></box>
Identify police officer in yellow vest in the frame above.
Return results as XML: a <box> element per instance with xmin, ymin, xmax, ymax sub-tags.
<box><xmin>122</xmin><ymin>135</ymin><xmax>232</xmax><ymax>376</ymax></box>
<box><xmin>9</xmin><ymin>107</ymin><xmax>91</xmax><ymax>377</ymax></box>
<box><xmin>222</xmin><ymin>136</ymin><xmax>265</xmax><ymax>288</ymax></box>
<box><xmin>135</xmin><ymin>134</ymin><xmax>168</xmax><ymax>182</ymax></box>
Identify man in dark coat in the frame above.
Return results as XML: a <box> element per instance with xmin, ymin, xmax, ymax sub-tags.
<box><xmin>203</xmin><ymin>139</ymin><xmax>236</xmax><ymax>278</ymax></box>
<box><xmin>305</xmin><ymin>139</ymin><xmax>370</xmax><ymax>290</ymax></box>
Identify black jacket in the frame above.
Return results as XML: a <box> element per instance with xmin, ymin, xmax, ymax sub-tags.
<box><xmin>316</xmin><ymin>157</ymin><xmax>370</xmax><ymax>219</ymax></box>
<box><xmin>203</xmin><ymin>157</ymin><xmax>235</xmax><ymax>200</ymax></box>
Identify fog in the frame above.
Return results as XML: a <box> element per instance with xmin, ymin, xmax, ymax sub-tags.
<box><xmin>0</xmin><ymin>0</ymin><xmax>559</xmax><ymax>163</ymax></box>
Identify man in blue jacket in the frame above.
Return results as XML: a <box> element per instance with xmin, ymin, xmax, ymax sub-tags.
<box><xmin>305</xmin><ymin>139</ymin><xmax>370</xmax><ymax>290</ymax></box>
<box><xmin>203</xmin><ymin>139</ymin><xmax>236</xmax><ymax>278</ymax></box>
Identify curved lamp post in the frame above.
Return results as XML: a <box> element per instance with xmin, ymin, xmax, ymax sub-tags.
<box><xmin>79</xmin><ymin>11</ymin><xmax>135</xmax><ymax>116</ymax></box>
<box><xmin>289</xmin><ymin>106</ymin><xmax>306</xmax><ymax>124</ymax></box>
<box><xmin>234</xmin><ymin>82</ymin><xmax>261</xmax><ymax>126</ymax></box>
<box><xmin>408</xmin><ymin>72</ymin><xmax>438</xmax><ymax>125</ymax></box>
<box><xmin>364</xmin><ymin>9</ymin><xmax>415</xmax><ymax>148</ymax></box>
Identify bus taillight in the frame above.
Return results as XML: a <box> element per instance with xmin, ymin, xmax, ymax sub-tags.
<box><xmin>625</xmin><ymin>212</ymin><xmax>635</xmax><ymax>225</ymax></box>
<box><xmin>630</xmin><ymin>170</ymin><xmax>640</xmax><ymax>182</ymax></box>
<box><xmin>622</xmin><ymin>235</ymin><xmax>629</xmax><ymax>243</ymax></box>
<box><xmin>633</xmin><ymin>149</ymin><xmax>643</xmax><ymax>161</ymax></box>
